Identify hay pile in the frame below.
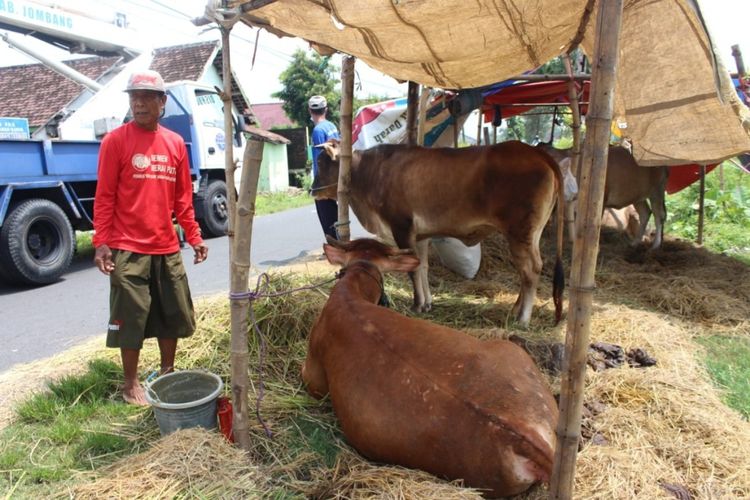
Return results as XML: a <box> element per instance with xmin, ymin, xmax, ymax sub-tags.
<box><xmin>67</xmin><ymin>228</ymin><xmax>750</xmax><ymax>499</ymax></box>
<box><xmin>60</xmin><ymin>428</ymin><xmax>260</xmax><ymax>499</ymax></box>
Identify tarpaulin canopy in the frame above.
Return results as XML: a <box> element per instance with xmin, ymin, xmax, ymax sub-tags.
<box><xmin>232</xmin><ymin>0</ymin><xmax>750</xmax><ymax>167</ymax></box>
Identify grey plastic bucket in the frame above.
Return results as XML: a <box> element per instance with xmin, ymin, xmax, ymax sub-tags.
<box><xmin>144</xmin><ymin>370</ymin><xmax>223</xmax><ymax>436</ymax></box>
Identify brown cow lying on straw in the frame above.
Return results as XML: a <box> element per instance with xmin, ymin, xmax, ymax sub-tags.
<box><xmin>302</xmin><ymin>237</ymin><xmax>559</xmax><ymax>498</ymax></box>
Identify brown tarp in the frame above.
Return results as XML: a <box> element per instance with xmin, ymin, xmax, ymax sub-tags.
<box><xmin>232</xmin><ymin>0</ymin><xmax>750</xmax><ymax>166</ymax></box>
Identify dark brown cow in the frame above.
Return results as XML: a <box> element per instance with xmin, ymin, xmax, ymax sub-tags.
<box><xmin>312</xmin><ymin>140</ymin><xmax>565</xmax><ymax>326</ymax></box>
<box><xmin>538</xmin><ymin>144</ymin><xmax>668</xmax><ymax>249</ymax></box>
<box><xmin>302</xmin><ymin>237</ymin><xmax>559</xmax><ymax>498</ymax></box>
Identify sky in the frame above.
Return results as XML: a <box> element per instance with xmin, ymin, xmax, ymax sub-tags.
<box><xmin>0</xmin><ymin>0</ymin><xmax>748</xmax><ymax>104</ymax></box>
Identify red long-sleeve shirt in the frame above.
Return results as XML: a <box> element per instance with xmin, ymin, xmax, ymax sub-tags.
<box><xmin>93</xmin><ymin>122</ymin><xmax>203</xmax><ymax>254</ymax></box>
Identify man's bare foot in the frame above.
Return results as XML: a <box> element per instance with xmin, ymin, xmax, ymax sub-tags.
<box><xmin>159</xmin><ymin>366</ymin><xmax>174</xmax><ymax>376</ymax></box>
<box><xmin>122</xmin><ymin>383</ymin><xmax>149</xmax><ymax>406</ymax></box>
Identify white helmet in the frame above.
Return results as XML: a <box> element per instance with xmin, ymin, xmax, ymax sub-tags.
<box><xmin>308</xmin><ymin>95</ymin><xmax>327</xmax><ymax>110</ymax></box>
<box><xmin>125</xmin><ymin>70</ymin><xmax>166</xmax><ymax>93</ymax></box>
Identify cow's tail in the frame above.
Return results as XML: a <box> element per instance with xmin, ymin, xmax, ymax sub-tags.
<box><xmin>545</xmin><ymin>152</ymin><xmax>566</xmax><ymax>325</ymax></box>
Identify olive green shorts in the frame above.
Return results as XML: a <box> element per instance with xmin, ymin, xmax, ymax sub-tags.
<box><xmin>106</xmin><ymin>250</ymin><xmax>196</xmax><ymax>350</ymax></box>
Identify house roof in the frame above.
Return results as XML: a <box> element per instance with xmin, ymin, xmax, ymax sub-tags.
<box><xmin>151</xmin><ymin>41</ymin><xmax>218</xmax><ymax>84</ymax></box>
<box><xmin>0</xmin><ymin>56</ymin><xmax>118</xmax><ymax>128</ymax></box>
<box><xmin>249</xmin><ymin>102</ymin><xmax>296</xmax><ymax>129</ymax></box>
<box><xmin>0</xmin><ymin>40</ymin><xmax>252</xmax><ymax>129</ymax></box>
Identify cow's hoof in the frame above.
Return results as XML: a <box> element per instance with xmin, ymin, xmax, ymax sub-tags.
<box><xmin>411</xmin><ymin>303</ymin><xmax>432</xmax><ymax>313</ymax></box>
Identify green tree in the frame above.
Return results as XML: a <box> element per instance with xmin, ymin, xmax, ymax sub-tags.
<box><xmin>272</xmin><ymin>50</ymin><xmax>340</xmax><ymax>127</ymax></box>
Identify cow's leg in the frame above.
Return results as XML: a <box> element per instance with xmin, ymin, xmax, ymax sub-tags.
<box><xmin>415</xmin><ymin>239</ymin><xmax>432</xmax><ymax>312</ymax></box>
<box><xmin>301</xmin><ymin>349</ymin><xmax>329</xmax><ymax>399</ymax></box>
<box><xmin>649</xmin><ymin>191</ymin><xmax>666</xmax><ymax>250</ymax></box>
<box><xmin>632</xmin><ymin>200</ymin><xmax>652</xmax><ymax>246</ymax></box>
<box><xmin>392</xmin><ymin>227</ymin><xmax>427</xmax><ymax>312</ymax></box>
<box><xmin>508</xmin><ymin>233</ymin><xmax>543</xmax><ymax>327</ymax></box>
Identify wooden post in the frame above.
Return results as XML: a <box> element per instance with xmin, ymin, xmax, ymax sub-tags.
<box><xmin>337</xmin><ymin>55</ymin><xmax>355</xmax><ymax>242</ymax></box>
<box><xmin>564</xmin><ymin>52</ymin><xmax>583</xmax><ymax>241</ymax></box>
<box><xmin>476</xmin><ymin>108</ymin><xmax>483</xmax><ymax>146</ymax></box>
<box><xmin>697</xmin><ymin>164</ymin><xmax>706</xmax><ymax>245</ymax></box>
<box><xmin>549</xmin><ymin>1</ymin><xmax>624</xmax><ymax>498</ymax></box>
<box><xmin>229</xmin><ymin>139</ymin><xmax>264</xmax><ymax>451</ymax></box>
<box><xmin>417</xmin><ymin>87</ymin><xmax>430</xmax><ymax>146</ymax></box>
<box><xmin>220</xmin><ymin>26</ymin><xmax>237</xmax><ymax>260</ymax></box>
<box><xmin>406</xmin><ymin>81</ymin><xmax>419</xmax><ymax>146</ymax></box>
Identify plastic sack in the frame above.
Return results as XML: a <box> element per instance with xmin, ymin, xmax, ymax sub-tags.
<box><xmin>431</xmin><ymin>237</ymin><xmax>481</xmax><ymax>279</ymax></box>
<box><xmin>559</xmin><ymin>157</ymin><xmax>578</xmax><ymax>202</ymax></box>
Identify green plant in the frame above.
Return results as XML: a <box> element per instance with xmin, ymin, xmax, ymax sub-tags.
<box><xmin>696</xmin><ymin>335</ymin><xmax>750</xmax><ymax>419</ymax></box>
<box><xmin>665</xmin><ymin>162</ymin><xmax>750</xmax><ymax>263</ymax></box>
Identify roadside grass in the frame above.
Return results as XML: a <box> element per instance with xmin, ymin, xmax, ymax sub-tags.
<box><xmin>0</xmin><ymin>359</ymin><xmax>155</xmax><ymax>494</ymax></box>
<box><xmin>696</xmin><ymin>335</ymin><xmax>750</xmax><ymax>420</ymax></box>
<box><xmin>255</xmin><ymin>189</ymin><xmax>313</xmax><ymax>215</ymax></box>
<box><xmin>74</xmin><ymin>189</ymin><xmax>314</xmax><ymax>260</ymax></box>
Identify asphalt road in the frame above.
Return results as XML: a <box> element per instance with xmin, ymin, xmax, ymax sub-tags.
<box><xmin>0</xmin><ymin>205</ymin><xmax>370</xmax><ymax>374</ymax></box>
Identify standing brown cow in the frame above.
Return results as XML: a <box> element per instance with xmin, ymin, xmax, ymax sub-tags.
<box><xmin>538</xmin><ymin>144</ymin><xmax>668</xmax><ymax>249</ymax></box>
<box><xmin>303</xmin><ymin>237</ymin><xmax>559</xmax><ymax>497</ymax></box>
<box><xmin>312</xmin><ymin>140</ymin><xmax>565</xmax><ymax>326</ymax></box>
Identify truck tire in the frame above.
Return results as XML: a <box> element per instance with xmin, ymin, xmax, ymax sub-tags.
<box><xmin>0</xmin><ymin>199</ymin><xmax>75</xmax><ymax>286</ymax></box>
<box><xmin>198</xmin><ymin>179</ymin><xmax>228</xmax><ymax>238</ymax></box>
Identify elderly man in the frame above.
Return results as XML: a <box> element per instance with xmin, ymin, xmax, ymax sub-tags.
<box><xmin>93</xmin><ymin>70</ymin><xmax>208</xmax><ymax>405</ymax></box>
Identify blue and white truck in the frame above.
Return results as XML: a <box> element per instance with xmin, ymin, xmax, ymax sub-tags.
<box><xmin>0</xmin><ymin>1</ymin><xmax>245</xmax><ymax>285</ymax></box>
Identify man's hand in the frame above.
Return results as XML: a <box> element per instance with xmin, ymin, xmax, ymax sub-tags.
<box><xmin>193</xmin><ymin>242</ymin><xmax>208</xmax><ymax>264</ymax></box>
<box><xmin>94</xmin><ymin>245</ymin><xmax>115</xmax><ymax>275</ymax></box>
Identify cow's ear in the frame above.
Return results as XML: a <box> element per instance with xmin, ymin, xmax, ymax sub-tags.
<box><xmin>323</xmin><ymin>243</ymin><xmax>347</xmax><ymax>266</ymax></box>
<box><xmin>383</xmin><ymin>254</ymin><xmax>420</xmax><ymax>273</ymax></box>
<box><xmin>323</xmin><ymin>141</ymin><xmax>339</xmax><ymax>161</ymax></box>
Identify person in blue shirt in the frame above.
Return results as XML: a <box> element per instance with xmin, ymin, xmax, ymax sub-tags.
<box><xmin>309</xmin><ymin>95</ymin><xmax>341</xmax><ymax>239</ymax></box>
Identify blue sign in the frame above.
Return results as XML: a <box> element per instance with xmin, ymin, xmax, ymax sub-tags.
<box><xmin>215</xmin><ymin>132</ymin><xmax>225</xmax><ymax>151</ymax></box>
<box><xmin>0</xmin><ymin>117</ymin><xmax>30</xmax><ymax>140</ymax></box>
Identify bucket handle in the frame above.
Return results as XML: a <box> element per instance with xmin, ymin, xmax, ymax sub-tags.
<box><xmin>144</xmin><ymin>370</ymin><xmax>163</xmax><ymax>405</ymax></box>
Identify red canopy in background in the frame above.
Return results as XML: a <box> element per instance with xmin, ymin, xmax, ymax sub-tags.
<box><xmin>481</xmin><ymin>80</ymin><xmax>590</xmax><ymax>123</ymax></box>
<box><xmin>666</xmin><ymin>164</ymin><xmax>718</xmax><ymax>194</ymax></box>
<box><xmin>479</xmin><ymin>79</ymin><xmax>724</xmax><ymax>194</ymax></box>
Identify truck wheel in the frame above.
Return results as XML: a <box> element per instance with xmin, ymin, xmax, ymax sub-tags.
<box><xmin>0</xmin><ymin>200</ymin><xmax>75</xmax><ymax>286</ymax></box>
<box><xmin>198</xmin><ymin>180</ymin><xmax>228</xmax><ymax>237</ymax></box>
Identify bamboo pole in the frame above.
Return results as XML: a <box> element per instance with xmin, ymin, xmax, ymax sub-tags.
<box><xmin>229</xmin><ymin>139</ymin><xmax>264</xmax><ymax>450</ymax></box>
<box><xmin>217</xmin><ymin>17</ymin><xmax>257</xmax><ymax>453</ymax></box>
<box><xmin>564</xmin><ymin>52</ymin><xmax>583</xmax><ymax>242</ymax></box>
<box><xmin>406</xmin><ymin>81</ymin><xmax>419</xmax><ymax>146</ymax></box>
<box><xmin>549</xmin><ymin>1</ymin><xmax>624</xmax><ymax>498</ymax></box>
<box><xmin>336</xmin><ymin>55</ymin><xmax>355</xmax><ymax>242</ymax></box>
<box><xmin>697</xmin><ymin>165</ymin><xmax>706</xmax><ymax>245</ymax></box>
